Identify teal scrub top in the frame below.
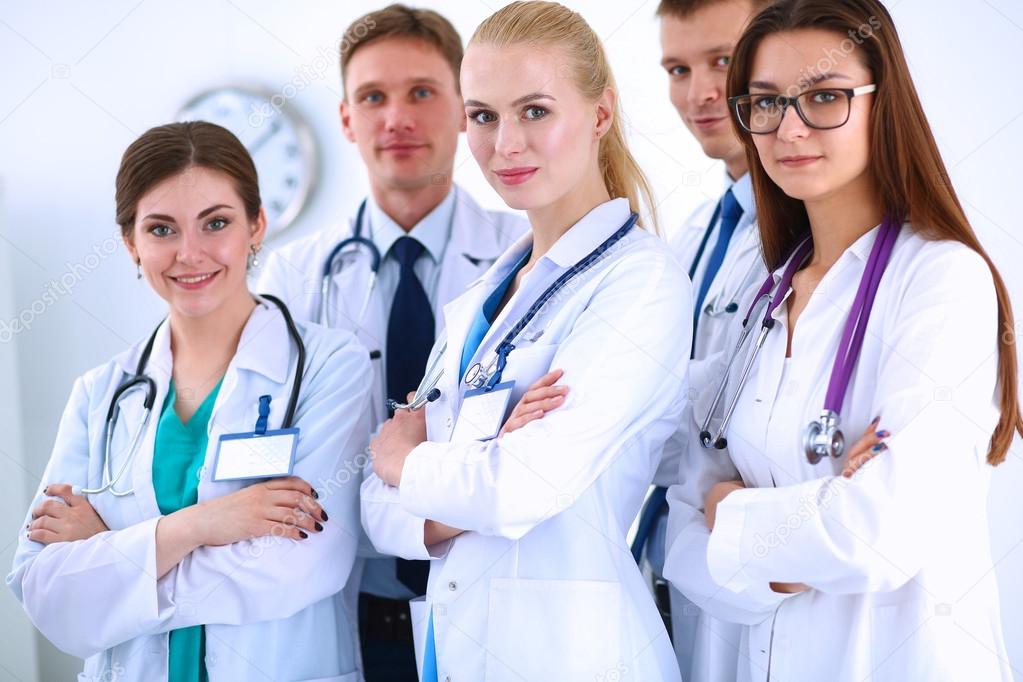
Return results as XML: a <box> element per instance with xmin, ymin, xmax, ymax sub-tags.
<box><xmin>152</xmin><ymin>379</ymin><xmax>222</xmax><ymax>682</ymax></box>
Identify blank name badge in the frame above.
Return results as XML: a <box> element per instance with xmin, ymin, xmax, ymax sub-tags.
<box><xmin>212</xmin><ymin>428</ymin><xmax>299</xmax><ymax>482</ymax></box>
<box><xmin>450</xmin><ymin>381</ymin><xmax>515</xmax><ymax>442</ymax></box>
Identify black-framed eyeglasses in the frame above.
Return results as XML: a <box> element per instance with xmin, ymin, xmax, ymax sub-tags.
<box><xmin>729</xmin><ymin>84</ymin><xmax>877</xmax><ymax>134</ymax></box>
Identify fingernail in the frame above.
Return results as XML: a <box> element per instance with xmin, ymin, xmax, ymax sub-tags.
<box><xmin>42</xmin><ymin>487</ymin><xmax>47</xmax><ymax>495</ymax></box>
<box><xmin>321</xmin><ymin>510</ymin><xmax>329</xmax><ymax>522</ymax></box>
<box><xmin>311</xmin><ymin>489</ymin><xmax>319</xmax><ymax>499</ymax></box>
<box><xmin>876</xmin><ymin>430</ymin><xmax>889</xmax><ymax>438</ymax></box>
<box><xmin>314</xmin><ymin>522</ymin><xmax>323</xmax><ymax>532</ymax></box>
<box><xmin>872</xmin><ymin>416</ymin><xmax>880</xmax><ymax>424</ymax></box>
<box><xmin>298</xmin><ymin>530</ymin><xmax>308</xmax><ymax>539</ymax></box>
<box><xmin>871</xmin><ymin>443</ymin><xmax>887</xmax><ymax>452</ymax></box>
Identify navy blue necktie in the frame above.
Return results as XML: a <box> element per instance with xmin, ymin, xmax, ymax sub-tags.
<box><xmin>387</xmin><ymin>236</ymin><xmax>434</xmax><ymax>595</ymax></box>
<box><xmin>692</xmin><ymin>188</ymin><xmax>743</xmax><ymax>334</ymax></box>
<box><xmin>387</xmin><ymin>237</ymin><xmax>435</xmax><ymax>405</ymax></box>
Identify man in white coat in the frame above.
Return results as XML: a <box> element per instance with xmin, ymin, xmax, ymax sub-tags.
<box><xmin>256</xmin><ymin>6</ymin><xmax>524</xmax><ymax>681</ymax></box>
<box><xmin>628</xmin><ymin>1</ymin><xmax>770</xmax><ymax>679</ymax></box>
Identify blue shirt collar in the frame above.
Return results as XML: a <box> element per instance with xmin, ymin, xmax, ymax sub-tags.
<box><xmin>367</xmin><ymin>188</ymin><xmax>456</xmax><ymax>263</ymax></box>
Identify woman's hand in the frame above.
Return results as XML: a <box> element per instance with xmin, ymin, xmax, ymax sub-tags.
<box><xmin>704</xmin><ymin>480</ymin><xmax>745</xmax><ymax>531</ymax></box>
<box><xmin>841</xmin><ymin>416</ymin><xmax>890</xmax><ymax>478</ymax></box>
<box><xmin>371</xmin><ymin>393</ymin><xmax>428</xmax><ymax>487</ymax></box>
<box><xmin>499</xmin><ymin>369</ymin><xmax>568</xmax><ymax>436</ymax></box>
<box><xmin>155</xmin><ymin>475</ymin><xmax>324</xmax><ymax>578</ymax></box>
<box><xmin>27</xmin><ymin>484</ymin><xmax>109</xmax><ymax>544</ymax></box>
<box><xmin>193</xmin><ymin>475</ymin><xmax>326</xmax><ymax>546</ymax></box>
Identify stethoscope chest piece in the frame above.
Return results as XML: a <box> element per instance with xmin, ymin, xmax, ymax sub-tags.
<box><xmin>463</xmin><ymin>363</ymin><xmax>488</xmax><ymax>389</ymax></box>
<box><xmin>803</xmin><ymin>409</ymin><xmax>845</xmax><ymax>464</ymax></box>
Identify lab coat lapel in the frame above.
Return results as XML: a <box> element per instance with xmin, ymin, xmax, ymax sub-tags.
<box><xmin>329</xmin><ymin>214</ymin><xmax>387</xmax><ymax>423</ymax></box>
<box><xmin>435</xmin><ymin>190</ymin><xmax>509</xmax><ymax>323</ymax></box>
<box><xmin>124</xmin><ymin>321</ymin><xmax>172</xmax><ymax>521</ymax></box>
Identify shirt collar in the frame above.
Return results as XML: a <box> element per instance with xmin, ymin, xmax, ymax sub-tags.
<box><xmin>543</xmin><ymin>198</ymin><xmax>632</xmax><ymax>268</ymax></box>
<box><xmin>725</xmin><ymin>170</ymin><xmax>756</xmax><ymax>221</ymax></box>
<box><xmin>367</xmin><ymin>188</ymin><xmax>456</xmax><ymax>263</ymax></box>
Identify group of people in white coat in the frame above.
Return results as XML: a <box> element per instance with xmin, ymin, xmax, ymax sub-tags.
<box><xmin>8</xmin><ymin>0</ymin><xmax>1020</xmax><ymax>681</ymax></box>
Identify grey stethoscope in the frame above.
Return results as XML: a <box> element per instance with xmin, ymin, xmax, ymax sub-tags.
<box><xmin>320</xmin><ymin>198</ymin><xmax>443</xmax><ymax>412</ymax></box>
<box><xmin>319</xmin><ymin>199</ymin><xmax>381</xmax><ymax>329</ymax></box>
<box><xmin>78</xmin><ymin>295</ymin><xmax>306</xmax><ymax>496</ymax></box>
<box><xmin>388</xmin><ymin>335</ymin><xmax>446</xmax><ymax>412</ymax></box>
<box><xmin>699</xmin><ymin>215</ymin><xmax>899</xmax><ymax>464</ymax></box>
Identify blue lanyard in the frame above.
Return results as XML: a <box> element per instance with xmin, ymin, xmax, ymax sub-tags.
<box><xmin>483</xmin><ymin>212</ymin><xmax>639</xmax><ymax>391</ymax></box>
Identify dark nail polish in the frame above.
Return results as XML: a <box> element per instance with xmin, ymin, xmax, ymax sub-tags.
<box><xmin>311</xmin><ymin>489</ymin><xmax>319</xmax><ymax>499</ymax></box>
<box><xmin>42</xmin><ymin>487</ymin><xmax>48</xmax><ymax>495</ymax></box>
<box><xmin>314</xmin><ymin>522</ymin><xmax>324</xmax><ymax>532</ymax></box>
<box><xmin>871</xmin><ymin>443</ymin><xmax>887</xmax><ymax>452</ymax></box>
<box><xmin>875</xmin><ymin>430</ymin><xmax>889</xmax><ymax>438</ymax></box>
<box><xmin>298</xmin><ymin>530</ymin><xmax>308</xmax><ymax>539</ymax></box>
<box><xmin>321</xmin><ymin>511</ymin><xmax>329</xmax><ymax>522</ymax></box>
<box><xmin>872</xmin><ymin>416</ymin><xmax>880</xmax><ymax>425</ymax></box>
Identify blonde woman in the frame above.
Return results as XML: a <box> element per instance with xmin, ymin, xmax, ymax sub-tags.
<box><xmin>361</xmin><ymin>2</ymin><xmax>690</xmax><ymax>680</ymax></box>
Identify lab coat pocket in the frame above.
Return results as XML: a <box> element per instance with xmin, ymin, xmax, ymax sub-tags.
<box><xmin>409</xmin><ymin>595</ymin><xmax>430</xmax><ymax>680</ymax></box>
<box><xmin>870</xmin><ymin>600</ymin><xmax>936</xmax><ymax>681</ymax></box>
<box><xmin>484</xmin><ymin>577</ymin><xmax>622</xmax><ymax>682</ymax></box>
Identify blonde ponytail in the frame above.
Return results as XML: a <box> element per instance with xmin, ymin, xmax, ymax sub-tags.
<box><xmin>471</xmin><ymin>1</ymin><xmax>658</xmax><ymax>232</ymax></box>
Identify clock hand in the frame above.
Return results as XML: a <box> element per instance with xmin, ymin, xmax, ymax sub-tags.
<box><xmin>247</xmin><ymin>118</ymin><xmax>282</xmax><ymax>154</ymax></box>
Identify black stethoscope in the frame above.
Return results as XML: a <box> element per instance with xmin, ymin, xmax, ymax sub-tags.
<box><xmin>77</xmin><ymin>294</ymin><xmax>305</xmax><ymax>497</ymax></box>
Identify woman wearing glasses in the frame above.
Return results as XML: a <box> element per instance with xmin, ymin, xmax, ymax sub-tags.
<box><xmin>663</xmin><ymin>1</ymin><xmax>1019</xmax><ymax>680</ymax></box>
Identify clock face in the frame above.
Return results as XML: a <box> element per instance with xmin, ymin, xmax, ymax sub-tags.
<box><xmin>177</xmin><ymin>86</ymin><xmax>317</xmax><ymax>236</ymax></box>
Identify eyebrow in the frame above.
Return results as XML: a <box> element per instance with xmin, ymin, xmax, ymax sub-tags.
<box><xmin>749</xmin><ymin>72</ymin><xmax>852</xmax><ymax>90</ymax></box>
<box><xmin>661</xmin><ymin>44</ymin><xmax>733</xmax><ymax>67</ymax></box>
<box><xmin>464</xmin><ymin>92</ymin><xmax>556</xmax><ymax>109</ymax></box>
<box><xmin>141</xmin><ymin>204</ymin><xmax>233</xmax><ymax>222</ymax></box>
<box><xmin>354</xmin><ymin>77</ymin><xmax>443</xmax><ymax>93</ymax></box>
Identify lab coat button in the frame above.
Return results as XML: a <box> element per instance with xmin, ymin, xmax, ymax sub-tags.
<box><xmin>446</xmin><ymin>417</ymin><xmax>452</xmax><ymax>428</ymax></box>
<box><xmin>448</xmin><ymin>580</ymin><xmax>457</xmax><ymax>591</ymax></box>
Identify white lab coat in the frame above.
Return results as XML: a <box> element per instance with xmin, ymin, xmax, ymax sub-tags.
<box><xmin>655</xmin><ymin>180</ymin><xmax>765</xmax><ymax>682</ymax></box>
<box><xmin>256</xmin><ymin>187</ymin><xmax>526</xmax><ymax>678</ymax></box>
<box><xmin>362</xmin><ymin>199</ymin><xmax>691</xmax><ymax>682</ymax></box>
<box><xmin>663</xmin><ymin>224</ymin><xmax>1013</xmax><ymax>681</ymax></box>
<box><xmin>7</xmin><ymin>299</ymin><xmax>373</xmax><ymax>682</ymax></box>
<box><xmin>256</xmin><ymin>186</ymin><xmax>527</xmax><ymax>428</ymax></box>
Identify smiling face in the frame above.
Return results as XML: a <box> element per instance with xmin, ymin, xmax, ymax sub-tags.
<box><xmin>461</xmin><ymin>42</ymin><xmax>612</xmax><ymax>212</ymax></box>
<box><xmin>660</xmin><ymin>1</ymin><xmax>756</xmax><ymax>175</ymax></box>
<box><xmin>124</xmin><ymin>166</ymin><xmax>265</xmax><ymax>319</ymax></box>
<box><xmin>747</xmin><ymin>29</ymin><xmax>875</xmax><ymax>203</ymax></box>
<box><xmin>340</xmin><ymin>37</ymin><xmax>465</xmax><ymax>191</ymax></box>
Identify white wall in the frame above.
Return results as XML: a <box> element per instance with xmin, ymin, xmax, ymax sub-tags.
<box><xmin>0</xmin><ymin>1</ymin><xmax>1020</xmax><ymax>680</ymax></box>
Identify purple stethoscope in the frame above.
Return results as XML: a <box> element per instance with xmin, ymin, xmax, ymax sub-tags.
<box><xmin>699</xmin><ymin>214</ymin><xmax>900</xmax><ymax>464</ymax></box>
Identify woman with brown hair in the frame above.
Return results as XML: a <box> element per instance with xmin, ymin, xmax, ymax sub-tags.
<box><xmin>663</xmin><ymin>1</ymin><xmax>1019</xmax><ymax>680</ymax></box>
<box><xmin>8</xmin><ymin>121</ymin><xmax>372</xmax><ymax>682</ymax></box>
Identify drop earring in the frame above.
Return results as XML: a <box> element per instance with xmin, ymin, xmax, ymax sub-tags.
<box><xmin>248</xmin><ymin>243</ymin><xmax>262</xmax><ymax>271</ymax></box>
<box><xmin>136</xmin><ymin>260</ymin><xmax>142</xmax><ymax>280</ymax></box>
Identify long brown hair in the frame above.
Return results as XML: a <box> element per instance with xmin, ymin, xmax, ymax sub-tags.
<box><xmin>727</xmin><ymin>0</ymin><xmax>1022</xmax><ymax>465</ymax></box>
